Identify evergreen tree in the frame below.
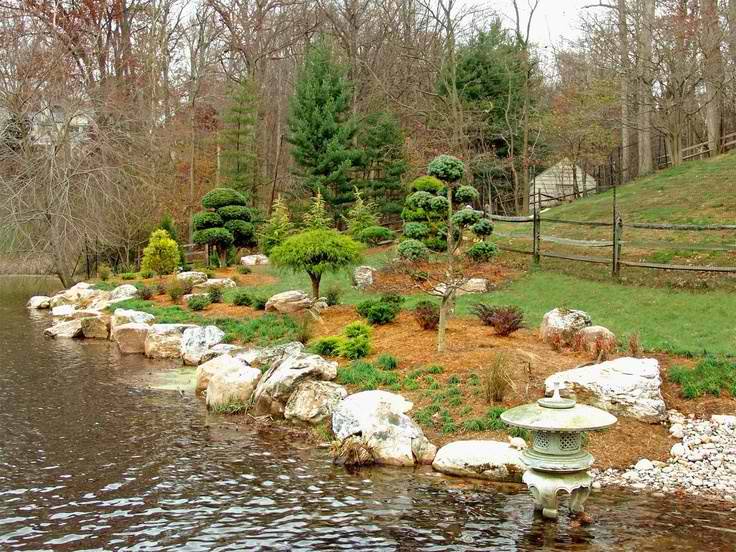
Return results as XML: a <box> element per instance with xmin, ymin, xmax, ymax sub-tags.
<box><xmin>287</xmin><ymin>37</ymin><xmax>359</xmax><ymax>217</ymax></box>
<box><xmin>259</xmin><ymin>195</ymin><xmax>293</xmax><ymax>255</ymax></box>
<box><xmin>220</xmin><ymin>78</ymin><xmax>258</xmax><ymax>201</ymax></box>
<box><xmin>343</xmin><ymin>187</ymin><xmax>379</xmax><ymax>236</ymax></box>
<box><xmin>303</xmin><ymin>190</ymin><xmax>332</xmax><ymax>230</ymax></box>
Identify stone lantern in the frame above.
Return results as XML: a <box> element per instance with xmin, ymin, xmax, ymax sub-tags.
<box><xmin>501</xmin><ymin>384</ymin><xmax>617</xmax><ymax>520</ymax></box>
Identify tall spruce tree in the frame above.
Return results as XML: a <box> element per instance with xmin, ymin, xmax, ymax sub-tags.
<box><xmin>287</xmin><ymin>38</ymin><xmax>359</xmax><ymax>218</ymax></box>
<box><xmin>220</xmin><ymin>78</ymin><xmax>258</xmax><ymax>201</ymax></box>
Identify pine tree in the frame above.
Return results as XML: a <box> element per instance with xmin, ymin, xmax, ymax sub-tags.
<box><xmin>287</xmin><ymin>37</ymin><xmax>359</xmax><ymax>217</ymax></box>
<box><xmin>303</xmin><ymin>190</ymin><xmax>332</xmax><ymax>230</ymax></box>
<box><xmin>220</xmin><ymin>78</ymin><xmax>258</xmax><ymax>201</ymax></box>
<box><xmin>259</xmin><ymin>195</ymin><xmax>293</xmax><ymax>255</ymax></box>
<box><xmin>343</xmin><ymin>187</ymin><xmax>379</xmax><ymax>236</ymax></box>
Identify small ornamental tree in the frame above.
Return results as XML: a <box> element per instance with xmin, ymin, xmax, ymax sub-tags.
<box><xmin>192</xmin><ymin>187</ymin><xmax>254</xmax><ymax>266</ymax></box>
<box><xmin>344</xmin><ymin>187</ymin><xmax>379</xmax><ymax>237</ymax></box>
<box><xmin>259</xmin><ymin>195</ymin><xmax>293</xmax><ymax>254</ymax></box>
<box><xmin>269</xmin><ymin>229</ymin><xmax>362</xmax><ymax>298</ymax></box>
<box><xmin>399</xmin><ymin>155</ymin><xmax>495</xmax><ymax>352</ymax></box>
<box><xmin>141</xmin><ymin>229</ymin><xmax>180</xmax><ymax>276</ymax></box>
<box><xmin>303</xmin><ymin>190</ymin><xmax>332</xmax><ymax>230</ymax></box>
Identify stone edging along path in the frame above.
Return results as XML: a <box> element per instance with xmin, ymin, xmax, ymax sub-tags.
<box><xmin>27</xmin><ymin>281</ymin><xmax>736</xmax><ymax>508</ymax></box>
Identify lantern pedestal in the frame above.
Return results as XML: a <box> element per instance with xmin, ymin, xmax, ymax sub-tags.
<box><xmin>522</xmin><ymin>469</ymin><xmax>592</xmax><ymax>519</ymax></box>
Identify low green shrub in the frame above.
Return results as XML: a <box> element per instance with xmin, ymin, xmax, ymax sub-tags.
<box><xmin>375</xmin><ymin>353</ymin><xmax>398</xmax><ymax>371</ymax></box>
<box><xmin>325</xmin><ymin>284</ymin><xmax>342</xmax><ymax>306</ymax></box>
<box><xmin>188</xmin><ymin>295</ymin><xmax>211</xmax><ymax>311</ymax></box>
<box><xmin>209</xmin><ymin>400</ymin><xmax>249</xmax><ymax>414</ymax></box>
<box><xmin>231</xmin><ymin>289</ymin><xmax>252</xmax><ymax>306</ymax></box>
<box><xmin>467</xmin><ymin>241</ymin><xmax>498</xmax><ymax>262</ymax></box>
<box><xmin>338</xmin><ymin>334</ymin><xmax>371</xmax><ymax>360</ymax></box>
<box><xmin>121</xmin><ymin>272</ymin><xmax>136</xmax><ymax>280</ymax></box>
<box><xmin>167</xmin><ymin>282</ymin><xmax>185</xmax><ymax>302</ymax></box>
<box><xmin>140</xmin><ymin>269</ymin><xmax>155</xmax><ymax>279</ymax></box>
<box><xmin>454</xmin><ymin>185</ymin><xmax>480</xmax><ymax>204</ymax></box>
<box><xmin>310</xmin><ymin>335</ymin><xmax>347</xmax><ymax>357</ymax></box>
<box><xmin>140</xmin><ymin>285</ymin><xmax>156</xmax><ymax>300</ymax></box>
<box><xmin>397</xmin><ymin>239</ymin><xmax>430</xmax><ymax>262</ymax></box>
<box><xmin>236</xmin><ymin>265</ymin><xmax>252</xmax><ymax>275</ymax></box>
<box><xmin>343</xmin><ymin>321</ymin><xmax>373</xmax><ymax>339</ymax></box>
<box><xmin>473</xmin><ymin>304</ymin><xmax>525</xmax><ymax>336</ymax></box>
<box><xmin>98</xmin><ymin>264</ymin><xmax>111</xmax><ymax>281</ymax></box>
<box><xmin>356</xmin><ymin>294</ymin><xmax>403</xmax><ymax>325</ymax></box>
<box><xmin>356</xmin><ymin>225</ymin><xmax>395</xmax><ymax>245</ymax></box>
<box><xmin>426</xmin><ymin>364</ymin><xmax>444</xmax><ymax>374</ymax></box>
<box><xmin>208</xmin><ymin>287</ymin><xmax>224</xmax><ymax>304</ymax></box>
<box><xmin>669</xmin><ymin>357</ymin><xmax>736</xmax><ymax>399</ymax></box>
<box><xmin>251</xmin><ymin>295</ymin><xmax>268</xmax><ymax>310</ymax></box>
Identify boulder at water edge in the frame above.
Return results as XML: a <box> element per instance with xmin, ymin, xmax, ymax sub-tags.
<box><xmin>176</xmin><ymin>271</ymin><xmax>208</xmax><ymax>285</ymax></box>
<box><xmin>545</xmin><ymin>356</ymin><xmax>666</xmax><ymax>423</ymax></box>
<box><xmin>265</xmin><ymin>290</ymin><xmax>313</xmax><ymax>314</ymax></box>
<box><xmin>432</xmin><ymin>440</ymin><xmax>525</xmax><ymax>483</ymax></box>
<box><xmin>144</xmin><ymin>324</ymin><xmax>198</xmax><ymax>359</ymax></box>
<box><xmin>44</xmin><ymin>319</ymin><xmax>83</xmax><ymax>339</ymax></box>
<box><xmin>540</xmin><ymin>308</ymin><xmax>592</xmax><ymax>344</ymax></box>
<box><xmin>180</xmin><ymin>325</ymin><xmax>225</xmax><ymax>365</ymax></box>
<box><xmin>284</xmin><ymin>381</ymin><xmax>348</xmax><ymax>424</ymax></box>
<box><xmin>110</xmin><ymin>284</ymin><xmax>138</xmax><ymax>301</ymax></box>
<box><xmin>111</xmin><ymin>308</ymin><xmax>155</xmax><ymax>331</ymax></box>
<box><xmin>206</xmin><ymin>365</ymin><xmax>262</xmax><ymax>411</ymax></box>
<box><xmin>353</xmin><ymin>266</ymin><xmax>375</xmax><ymax>289</ymax></box>
<box><xmin>332</xmin><ymin>390</ymin><xmax>436</xmax><ymax>466</ymax></box>
<box><xmin>234</xmin><ymin>342</ymin><xmax>305</xmax><ymax>369</ymax></box>
<box><xmin>195</xmin><ymin>354</ymin><xmax>250</xmax><ymax>394</ymax></box>
<box><xmin>51</xmin><ymin>305</ymin><xmax>76</xmax><ymax>319</ymax></box>
<box><xmin>250</xmin><ymin>352</ymin><xmax>338</xmax><ymax>417</ymax></box>
<box><xmin>80</xmin><ymin>316</ymin><xmax>110</xmax><ymax>339</ymax></box>
<box><xmin>112</xmin><ymin>323</ymin><xmax>151</xmax><ymax>354</ymax></box>
<box><xmin>200</xmin><ymin>344</ymin><xmax>247</xmax><ymax>364</ymax></box>
<box><xmin>27</xmin><ymin>296</ymin><xmax>51</xmax><ymax>309</ymax></box>
<box><xmin>577</xmin><ymin>325</ymin><xmax>617</xmax><ymax>354</ymax></box>
<box><xmin>241</xmin><ymin>254</ymin><xmax>269</xmax><ymax>266</ymax></box>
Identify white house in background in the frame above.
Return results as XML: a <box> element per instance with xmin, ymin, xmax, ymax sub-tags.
<box><xmin>530</xmin><ymin>159</ymin><xmax>598</xmax><ymax>208</ymax></box>
<box><xmin>0</xmin><ymin>105</ymin><xmax>93</xmax><ymax>147</ymax></box>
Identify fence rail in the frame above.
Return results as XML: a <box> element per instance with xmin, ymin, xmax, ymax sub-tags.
<box><xmin>489</xmin><ymin>190</ymin><xmax>736</xmax><ymax>276</ymax></box>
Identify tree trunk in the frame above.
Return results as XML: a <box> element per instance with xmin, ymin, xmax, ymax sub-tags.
<box><xmin>308</xmin><ymin>271</ymin><xmax>321</xmax><ymax>299</ymax></box>
<box><xmin>638</xmin><ymin>0</ymin><xmax>655</xmax><ymax>176</ymax></box>
<box><xmin>702</xmin><ymin>0</ymin><xmax>724</xmax><ymax>155</ymax></box>
<box><xmin>437</xmin><ymin>289</ymin><xmax>455</xmax><ymax>353</ymax></box>
<box><xmin>618</xmin><ymin>0</ymin><xmax>633</xmax><ymax>183</ymax></box>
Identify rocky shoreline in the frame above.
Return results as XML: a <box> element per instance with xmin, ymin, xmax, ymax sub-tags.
<box><xmin>27</xmin><ymin>278</ymin><xmax>736</xmax><ymax>508</ymax></box>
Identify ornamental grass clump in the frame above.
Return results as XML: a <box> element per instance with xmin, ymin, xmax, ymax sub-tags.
<box><xmin>668</xmin><ymin>357</ymin><xmax>736</xmax><ymax>399</ymax></box>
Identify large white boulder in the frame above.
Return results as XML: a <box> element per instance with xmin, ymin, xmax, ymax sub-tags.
<box><xmin>540</xmin><ymin>308</ymin><xmax>592</xmax><ymax>344</ymax></box>
<box><xmin>250</xmin><ymin>352</ymin><xmax>338</xmax><ymax>417</ymax></box>
<box><xmin>331</xmin><ymin>390</ymin><xmax>434</xmax><ymax>466</ymax></box>
<box><xmin>80</xmin><ymin>316</ymin><xmax>110</xmax><ymax>339</ymax></box>
<box><xmin>180</xmin><ymin>325</ymin><xmax>226</xmax><ymax>365</ymax></box>
<box><xmin>265</xmin><ymin>290</ymin><xmax>313</xmax><ymax>314</ymax></box>
<box><xmin>177</xmin><ymin>271</ymin><xmax>208</xmax><ymax>285</ymax></box>
<box><xmin>432</xmin><ymin>440</ymin><xmax>525</xmax><ymax>483</ymax></box>
<box><xmin>241</xmin><ymin>254</ymin><xmax>269</xmax><ymax>266</ymax></box>
<box><xmin>284</xmin><ymin>381</ymin><xmax>348</xmax><ymax>424</ymax></box>
<box><xmin>51</xmin><ymin>305</ymin><xmax>76</xmax><ymax>319</ymax></box>
<box><xmin>44</xmin><ymin>319</ymin><xmax>83</xmax><ymax>339</ymax></box>
<box><xmin>110</xmin><ymin>284</ymin><xmax>138</xmax><ymax>301</ymax></box>
<box><xmin>111</xmin><ymin>309</ymin><xmax>155</xmax><ymax>331</ymax></box>
<box><xmin>200</xmin><ymin>344</ymin><xmax>247</xmax><ymax>364</ymax></box>
<box><xmin>234</xmin><ymin>342</ymin><xmax>305</xmax><ymax>369</ymax></box>
<box><xmin>144</xmin><ymin>324</ymin><xmax>198</xmax><ymax>359</ymax></box>
<box><xmin>576</xmin><ymin>325</ymin><xmax>617</xmax><ymax>354</ymax></box>
<box><xmin>545</xmin><ymin>357</ymin><xmax>666</xmax><ymax>423</ymax></box>
<box><xmin>112</xmin><ymin>323</ymin><xmax>151</xmax><ymax>354</ymax></box>
<box><xmin>206</xmin><ymin>365</ymin><xmax>262</xmax><ymax>411</ymax></box>
<box><xmin>353</xmin><ymin>266</ymin><xmax>375</xmax><ymax>289</ymax></box>
<box><xmin>195</xmin><ymin>354</ymin><xmax>250</xmax><ymax>394</ymax></box>
<box><xmin>194</xmin><ymin>278</ymin><xmax>236</xmax><ymax>293</ymax></box>
<box><xmin>27</xmin><ymin>296</ymin><xmax>51</xmax><ymax>309</ymax></box>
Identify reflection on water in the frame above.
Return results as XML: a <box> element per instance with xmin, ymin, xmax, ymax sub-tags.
<box><xmin>1</xmin><ymin>276</ymin><xmax>735</xmax><ymax>551</ymax></box>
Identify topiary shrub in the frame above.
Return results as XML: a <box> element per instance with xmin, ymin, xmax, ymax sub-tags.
<box><xmin>188</xmin><ymin>295</ymin><xmax>211</xmax><ymax>311</ymax></box>
<box><xmin>410</xmin><ymin>175</ymin><xmax>444</xmax><ymax>193</ymax></box>
<box><xmin>193</xmin><ymin>227</ymin><xmax>234</xmax><ymax>250</ymax></box>
<box><xmin>403</xmin><ymin>222</ymin><xmax>430</xmax><ymax>240</ymax></box>
<box><xmin>427</xmin><ymin>154</ymin><xmax>465</xmax><ymax>182</ymax></box>
<box><xmin>310</xmin><ymin>335</ymin><xmax>347</xmax><ymax>357</ymax></box>
<box><xmin>192</xmin><ymin>211</ymin><xmax>223</xmax><ymax>231</ymax></box>
<box><xmin>405</xmin><ymin>191</ymin><xmax>435</xmax><ymax>210</ymax></box>
<box><xmin>414</xmin><ymin>300</ymin><xmax>440</xmax><ymax>330</ymax></box>
<box><xmin>454</xmin><ymin>185</ymin><xmax>480</xmax><ymax>204</ymax></box>
<box><xmin>141</xmin><ymin>229</ymin><xmax>180</xmax><ymax>276</ymax></box>
<box><xmin>423</xmin><ymin>236</ymin><xmax>447</xmax><ymax>252</ymax></box>
<box><xmin>356</xmin><ymin>226</ymin><xmax>394</xmax><ymax>245</ymax></box>
<box><xmin>224</xmin><ymin>220</ymin><xmax>256</xmax><ymax>248</ymax></box>
<box><xmin>269</xmin><ymin>229</ymin><xmax>362</xmax><ymax>298</ymax></box>
<box><xmin>397</xmin><ymin>239</ymin><xmax>430</xmax><ymax>262</ymax></box>
<box><xmin>202</xmin><ymin>187</ymin><xmax>247</xmax><ymax>210</ymax></box>
<box><xmin>471</xmin><ymin>219</ymin><xmax>494</xmax><ymax>237</ymax></box>
<box><xmin>451</xmin><ymin>208</ymin><xmax>483</xmax><ymax>227</ymax></box>
<box><xmin>429</xmin><ymin>195</ymin><xmax>450</xmax><ymax>212</ymax></box>
<box><xmin>217</xmin><ymin>205</ymin><xmax>253</xmax><ymax>222</ymax></box>
<box><xmin>467</xmin><ymin>241</ymin><xmax>498</xmax><ymax>262</ymax></box>
<box><xmin>231</xmin><ymin>289</ymin><xmax>252</xmax><ymax>306</ymax></box>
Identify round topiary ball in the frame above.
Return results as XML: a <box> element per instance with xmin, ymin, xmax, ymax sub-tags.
<box><xmin>224</xmin><ymin>220</ymin><xmax>256</xmax><ymax>247</ymax></box>
<box><xmin>471</xmin><ymin>218</ymin><xmax>494</xmax><ymax>237</ymax></box>
<box><xmin>397</xmin><ymin>239</ymin><xmax>430</xmax><ymax>262</ymax></box>
<box><xmin>410</xmin><ymin>175</ymin><xmax>445</xmax><ymax>194</ymax></box>
<box><xmin>428</xmin><ymin>154</ymin><xmax>465</xmax><ymax>183</ymax></box>
<box><xmin>403</xmin><ymin>222</ymin><xmax>431</xmax><ymax>240</ymax></box>
<box><xmin>217</xmin><ymin>205</ymin><xmax>253</xmax><ymax>222</ymax></box>
<box><xmin>406</xmin><ymin>191</ymin><xmax>435</xmax><ymax>211</ymax></box>
<box><xmin>192</xmin><ymin>227</ymin><xmax>234</xmax><ymax>248</ymax></box>
<box><xmin>429</xmin><ymin>195</ymin><xmax>450</xmax><ymax>213</ymax></box>
<box><xmin>201</xmin><ymin>188</ymin><xmax>248</xmax><ymax>209</ymax></box>
<box><xmin>451</xmin><ymin>208</ymin><xmax>483</xmax><ymax>227</ymax></box>
<box><xmin>467</xmin><ymin>241</ymin><xmax>498</xmax><ymax>262</ymax></box>
<box><xmin>454</xmin><ymin>185</ymin><xmax>480</xmax><ymax>204</ymax></box>
<box><xmin>192</xmin><ymin>211</ymin><xmax>223</xmax><ymax>231</ymax></box>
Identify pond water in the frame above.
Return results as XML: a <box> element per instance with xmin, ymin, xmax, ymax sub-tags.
<box><xmin>1</xmin><ymin>276</ymin><xmax>735</xmax><ymax>551</ymax></box>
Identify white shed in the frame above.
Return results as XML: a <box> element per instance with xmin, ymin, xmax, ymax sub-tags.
<box><xmin>530</xmin><ymin>160</ymin><xmax>597</xmax><ymax>208</ymax></box>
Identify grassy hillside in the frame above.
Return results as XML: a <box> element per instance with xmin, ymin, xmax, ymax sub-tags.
<box><xmin>494</xmin><ymin>152</ymin><xmax>736</xmax><ymax>288</ymax></box>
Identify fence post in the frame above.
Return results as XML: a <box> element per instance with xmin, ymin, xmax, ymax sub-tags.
<box><xmin>612</xmin><ymin>186</ymin><xmax>619</xmax><ymax>278</ymax></box>
<box><xmin>533</xmin><ymin>191</ymin><xmax>541</xmax><ymax>265</ymax></box>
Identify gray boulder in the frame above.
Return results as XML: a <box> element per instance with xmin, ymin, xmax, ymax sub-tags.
<box><xmin>545</xmin><ymin>357</ymin><xmax>666</xmax><ymax>423</ymax></box>
<box><xmin>144</xmin><ymin>324</ymin><xmax>198</xmax><ymax>359</ymax></box>
<box><xmin>265</xmin><ymin>290</ymin><xmax>313</xmax><ymax>314</ymax></box>
<box><xmin>193</xmin><ymin>278</ymin><xmax>236</xmax><ymax>293</ymax></box>
<box><xmin>195</xmin><ymin>354</ymin><xmax>250</xmax><ymax>394</ymax></box>
<box><xmin>353</xmin><ymin>266</ymin><xmax>375</xmax><ymax>289</ymax></box>
<box><xmin>27</xmin><ymin>296</ymin><xmax>51</xmax><ymax>309</ymax></box>
<box><xmin>206</xmin><ymin>365</ymin><xmax>262</xmax><ymax>411</ymax></box>
<box><xmin>234</xmin><ymin>342</ymin><xmax>305</xmax><ymax>369</ymax></box>
<box><xmin>44</xmin><ymin>319</ymin><xmax>83</xmax><ymax>339</ymax></box>
<box><xmin>540</xmin><ymin>308</ymin><xmax>592</xmax><ymax>344</ymax></box>
<box><xmin>177</xmin><ymin>271</ymin><xmax>208</xmax><ymax>285</ymax></box>
<box><xmin>250</xmin><ymin>352</ymin><xmax>338</xmax><ymax>417</ymax></box>
<box><xmin>112</xmin><ymin>323</ymin><xmax>151</xmax><ymax>354</ymax></box>
<box><xmin>284</xmin><ymin>380</ymin><xmax>348</xmax><ymax>424</ymax></box>
<box><xmin>111</xmin><ymin>309</ymin><xmax>155</xmax><ymax>331</ymax></box>
<box><xmin>432</xmin><ymin>440</ymin><xmax>525</xmax><ymax>482</ymax></box>
<box><xmin>200</xmin><ymin>344</ymin><xmax>247</xmax><ymax>364</ymax></box>
<box><xmin>110</xmin><ymin>284</ymin><xmax>138</xmax><ymax>301</ymax></box>
<box><xmin>241</xmin><ymin>254</ymin><xmax>269</xmax><ymax>266</ymax></box>
<box><xmin>180</xmin><ymin>325</ymin><xmax>226</xmax><ymax>365</ymax></box>
<box><xmin>80</xmin><ymin>316</ymin><xmax>110</xmax><ymax>339</ymax></box>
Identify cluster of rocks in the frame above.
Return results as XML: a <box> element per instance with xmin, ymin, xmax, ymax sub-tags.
<box><xmin>540</xmin><ymin>307</ymin><xmax>617</xmax><ymax>355</ymax></box>
<box><xmin>593</xmin><ymin>411</ymin><xmax>736</xmax><ymax>501</ymax></box>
